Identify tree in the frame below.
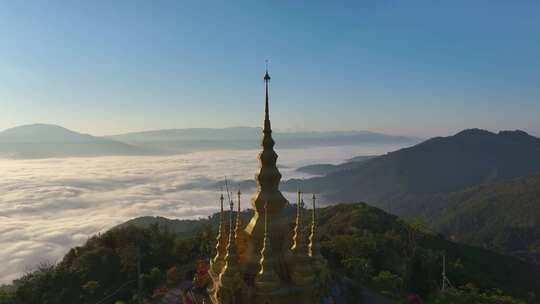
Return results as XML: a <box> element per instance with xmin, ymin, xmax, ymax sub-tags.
<box><xmin>373</xmin><ymin>271</ymin><xmax>403</xmax><ymax>297</ymax></box>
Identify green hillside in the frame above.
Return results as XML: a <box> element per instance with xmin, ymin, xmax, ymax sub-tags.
<box><xmin>286</xmin><ymin>129</ymin><xmax>540</xmax><ymax>202</ymax></box>
<box><xmin>316</xmin><ymin>203</ymin><xmax>540</xmax><ymax>300</ymax></box>
<box><xmin>284</xmin><ymin>129</ymin><xmax>540</xmax><ymax>263</ymax></box>
<box><xmin>393</xmin><ymin>174</ymin><xmax>540</xmax><ymax>264</ymax></box>
<box><xmin>2</xmin><ymin>203</ymin><xmax>538</xmax><ymax>304</ymax></box>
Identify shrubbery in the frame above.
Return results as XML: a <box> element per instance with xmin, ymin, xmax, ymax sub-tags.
<box><xmin>430</xmin><ymin>286</ymin><xmax>529</xmax><ymax>304</ymax></box>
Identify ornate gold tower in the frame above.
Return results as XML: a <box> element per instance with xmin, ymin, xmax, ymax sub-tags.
<box><xmin>211</xmin><ymin>194</ymin><xmax>227</xmax><ymax>275</ymax></box>
<box><xmin>244</xmin><ymin>68</ymin><xmax>290</xmax><ymax>273</ymax></box>
<box><xmin>209</xmin><ymin>68</ymin><xmax>328</xmax><ymax>304</ymax></box>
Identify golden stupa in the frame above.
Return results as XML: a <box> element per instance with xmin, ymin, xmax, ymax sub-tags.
<box><xmin>208</xmin><ymin>69</ymin><xmax>329</xmax><ymax>304</ymax></box>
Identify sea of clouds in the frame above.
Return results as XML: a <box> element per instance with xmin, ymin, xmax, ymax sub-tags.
<box><xmin>0</xmin><ymin>144</ymin><xmax>405</xmax><ymax>284</ymax></box>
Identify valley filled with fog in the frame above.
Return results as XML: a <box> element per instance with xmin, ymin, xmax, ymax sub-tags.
<box><xmin>0</xmin><ymin>144</ymin><xmax>406</xmax><ymax>284</ymax></box>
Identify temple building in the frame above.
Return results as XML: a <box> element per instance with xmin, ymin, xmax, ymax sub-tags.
<box><xmin>208</xmin><ymin>69</ymin><xmax>329</xmax><ymax>304</ymax></box>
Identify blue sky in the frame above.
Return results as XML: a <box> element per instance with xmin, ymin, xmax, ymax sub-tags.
<box><xmin>0</xmin><ymin>0</ymin><xmax>539</xmax><ymax>137</ymax></box>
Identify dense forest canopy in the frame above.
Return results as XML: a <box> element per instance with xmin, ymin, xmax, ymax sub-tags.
<box><xmin>2</xmin><ymin>203</ymin><xmax>538</xmax><ymax>304</ymax></box>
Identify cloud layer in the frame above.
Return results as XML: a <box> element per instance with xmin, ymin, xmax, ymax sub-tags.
<box><xmin>0</xmin><ymin>144</ymin><xmax>404</xmax><ymax>284</ymax></box>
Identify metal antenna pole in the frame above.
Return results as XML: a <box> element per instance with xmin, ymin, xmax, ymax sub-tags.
<box><xmin>441</xmin><ymin>253</ymin><xmax>453</xmax><ymax>292</ymax></box>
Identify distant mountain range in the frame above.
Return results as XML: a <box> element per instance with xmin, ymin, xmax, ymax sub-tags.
<box><xmin>284</xmin><ymin>129</ymin><xmax>540</xmax><ymax>262</ymax></box>
<box><xmin>106</xmin><ymin>127</ymin><xmax>420</xmax><ymax>153</ymax></box>
<box><xmin>0</xmin><ymin>124</ymin><xmax>420</xmax><ymax>158</ymax></box>
<box><xmin>0</xmin><ymin>124</ymin><xmax>149</xmax><ymax>159</ymax></box>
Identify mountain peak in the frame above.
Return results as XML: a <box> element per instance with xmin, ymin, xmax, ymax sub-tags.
<box><xmin>498</xmin><ymin>129</ymin><xmax>532</xmax><ymax>137</ymax></box>
<box><xmin>0</xmin><ymin>124</ymin><xmax>92</xmax><ymax>143</ymax></box>
<box><xmin>0</xmin><ymin>124</ymin><xmax>148</xmax><ymax>158</ymax></box>
<box><xmin>450</xmin><ymin>129</ymin><xmax>539</xmax><ymax>146</ymax></box>
<box><xmin>454</xmin><ymin>128</ymin><xmax>495</xmax><ymax>137</ymax></box>
<box><xmin>453</xmin><ymin>128</ymin><xmax>535</xmax><ymax>140</ymax></box>
<box><xmin>2</xmin><ymin>123</ymin><xmax>73</xmax><ymax>133</ymax></box>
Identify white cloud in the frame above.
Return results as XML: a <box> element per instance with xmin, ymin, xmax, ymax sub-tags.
<box><xmin>0</xmin><ymin>144</ymin><xmax>403</xmax><ymax>284</ymax></box>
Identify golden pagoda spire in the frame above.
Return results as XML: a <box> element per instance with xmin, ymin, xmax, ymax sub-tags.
<box><xmin>309</xmin><ymin>194</ymin><xmax>322</xmax><ymax>260</ymax></box>
<box><xmin>209</xmin><ymin>68</ymin><xmax>330</xmax><ymax>304</ymax></box>
<box><xmin>290</xmin><ymin>192</ymin><xmax>315</xmax><ymax>286</ymax></box>
<box><xmin>291</xmin><ymin>190</ymin><xmax>307</xmax><ymax>255</ymax></box>
<box><xmin>235</xmin><ymin>189</ymin><xmax>248</xmax><ymax>257</ymax></box>
<box><xmin>211</xmin><ymin>193</ymin><xmax>227</xmax><ymax>274</ymax></box>
<box><xmin>245</xmin><ymin>65</ymin><xmax>289</xmax><ymax>269</ymax></box>
<box><xmin>235</xmin><ymin>189</ymin><xmax>243</xmax><ymax>233</ymax></box>
<box><xmin>219</xmin><ymin>200</ymin><xmax>242</xmax><ymax>287</ymax></box>
<box><xmin>255</xmin><ymin>202</ymin><xmax>281</xmax><ymax>292</ymax></box>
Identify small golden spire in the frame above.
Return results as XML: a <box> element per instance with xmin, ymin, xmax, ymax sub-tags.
<box><xmin>211</xmin><ymin>193</ymin><xmax>227</xmax><ymax>274</ymax></box>
<box><xmin>309</xmin><ymin>194</ymin><xmax>322</xmax><ymax>260</ymax></box>
<box><xmin>291</xmin><ymin>190</ymin><xmax>307</xmax><ymax>255</ymax></box>
<box><xmin>255</xmin><ymin>202</ymin><xmax>280</xmax><ymax>292</ymax></box>
<box><xmin>235</xmin><ymin>189</ymin><xmax>247</xmax><ymax>256</ymax></box>
<box><xmin>219</xmin><ymin>200</ymin><xmax>242</xmax><ymax>287</ymax></box>
<box><xmin>290</xmin><ymin>192</ymin><xmax>315</xmax><ymax>286</ymax></box>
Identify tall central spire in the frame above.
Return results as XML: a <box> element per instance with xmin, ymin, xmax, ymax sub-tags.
<box><xmin>248</xmin><ymin>66</ymin><xmax>287</xmax><ymax>210</ymax></box>
<box><xmin>244</xmin><ymin>66</ymin><xmax>289</xmax><ymax>277</ymax></box>
<box><xmin>209</xmin><ymin>67</ymin><xmax>330</xmax><ymax>304</ymax></box>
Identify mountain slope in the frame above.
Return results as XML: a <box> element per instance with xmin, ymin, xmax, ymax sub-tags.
<box><xmin>395</xmin><ymin>174</ymin><xmax>540</xmax><ymax>264</ymax></box>
<box><xmin>8</xmin><ymin>203</ymin><xmax>538</xmax><ymax>303</ymax></box>
<box><xmin>286</xmin><ymin>129</ymin><xmax>540</xmax><ymax>203</ymax></box>
<box><xmin>284</xmin><ymin>129</ymin><xmax>540</xmax><ymax>263</ymax></box>
<box><xmin>120</xmin><ymin>203</ymin><xmax>540</xmax><ymax>300</ymax></box>
<box><xmin>296</xmin><ymin>155</ymin><xmax>377</xmax><ymax>175</ymax></box>
<box><xmin>0</xmin><ymin>124</ymin><xmax>148</xmax><ymax>158</ymax></box>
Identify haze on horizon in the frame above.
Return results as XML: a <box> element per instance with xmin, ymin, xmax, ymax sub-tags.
<box><xmin>1</xmin><ymin>1</ymin><xmax>540</xmax><ymax>138</ymax></box>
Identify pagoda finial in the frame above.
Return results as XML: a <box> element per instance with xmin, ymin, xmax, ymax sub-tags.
<box><xmin>211</xmin><ymin>193</ymin><xmax>227</xmax><ymax>274</ymax></box>
<box><xmin>263</xmin><ymin>61</ymin><xmax>271</xmax><ymax>132</ymax></box>
<box><xmin>255</xmin><ymin>202</ymin><xmax>281</xmax><ymax>291</ymax></box>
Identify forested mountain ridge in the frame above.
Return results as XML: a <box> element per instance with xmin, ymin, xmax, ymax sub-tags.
<box><xmin>394</xmin><ymin>174</ymin><xmax>540</xmax><ymax>264</ymax></box>
<box><xmin>284</xmin><ymin>129</ymin><xmax>540</xmax><ymax>203</ymax></box>
<box><xmin>2</xmin><ymin>203</ymin><xmax>538</xmax><ymax>304</ymax></box>
<box><xmin>281</xmin><ymin>129</ymin><xmax>540</xmax><ymax>264</ymax></box>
